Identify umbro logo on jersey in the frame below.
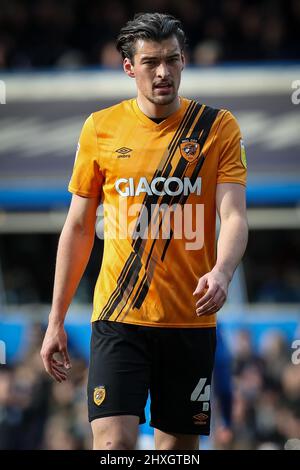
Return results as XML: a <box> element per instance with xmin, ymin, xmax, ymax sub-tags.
<box><xmin>115</xmin><ymin>147</ymin><xmax>132</xmax><ymax>158</ymax></box>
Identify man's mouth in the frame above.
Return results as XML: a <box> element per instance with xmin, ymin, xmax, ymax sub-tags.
<box><xmin>153</xmin><ymin>83</ymin><xmax>173</xmax><ymax>93</ymax></box>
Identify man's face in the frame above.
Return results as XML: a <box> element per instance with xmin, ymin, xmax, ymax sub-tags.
<box><xmin>124</xmin><ymin>36</ymin><xmax>185</xmax><ymax>107</ymax></box>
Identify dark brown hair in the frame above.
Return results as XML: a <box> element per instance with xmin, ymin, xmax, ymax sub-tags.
<box><xmin>116</xmin><ymin>13</ymin><xmax>186</xmax><ymax>62</ymax></box>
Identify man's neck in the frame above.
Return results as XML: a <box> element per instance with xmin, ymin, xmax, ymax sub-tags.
<box><xmin>136</xmin><ymin>95</ymin><xmax>181</xmax><ymax>119</ymax></box>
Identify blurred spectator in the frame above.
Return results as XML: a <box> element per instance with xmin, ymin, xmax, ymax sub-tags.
<box><xmin>2</xmin><ymin>324</ymin><xmax>299</xmax><ymax>449</ymax></box>
<box><xmin>260</xmin><ymin>331</ymin><xmax>290</xmax><ymax>386</ymax></box>
<box><xmin>98</xmin><ymin>41</ymin><xmax>123</xmax><ymax>69</ymax></box>
<box><xmin>56</xmin><ymin>50</ymin><xmax>85</xmax><ymax>68</ymax></box>
<box><xmin>43</xmin><ymin>414</ymin><xmax>79</xmax><ymax>450</ymax></box>
<box><xmin>0</xmin><ymin>356</ymin><xmax>51</xmax><ymax>449</ymax></box>
<box><xmin>245</xmin><ymin>230</ymin><xmax>300</xmax><ymax>304</ymax></box>
<box><xmin>0</xmin><ymin>0</ymin><xmax>299</xmax><ymax>69</ymax></box>
<box><xmin>193</xmin><ymin>40</ymin><xmax>222</xmax><ymax>66</ymax></box>
<box><xmin>213</xmin><ymin>326</ymin><xmax>234</xmax><ymax>449</ymax></box>
<box><xmin>233</xmin><ymin>329</ymin><xmax>261</xmax><ymax>374</ymax></box>
<box><xmin>4</xmin><ymin>267</ymin><xmax>40</xmax><ymax>304</ymax></box>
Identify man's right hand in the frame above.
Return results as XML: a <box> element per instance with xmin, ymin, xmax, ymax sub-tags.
<box><xmin>40</xmin><ymin>322</ymin><xmax>72</xmax><ymax>383</ymax></box>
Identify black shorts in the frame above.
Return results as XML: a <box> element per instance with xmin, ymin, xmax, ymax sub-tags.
<box><xmin>88</xmin><ymin>320</ymin><xmax>216</xmax><ymax>435</ymax></box>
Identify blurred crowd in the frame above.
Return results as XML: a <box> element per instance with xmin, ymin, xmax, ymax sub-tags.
<box><xmin>225</xmin><ymin>329</ymin><xmax>300</xmax><ymax>449</ymax></box>
<box><xmin>245</xmin><ymin>230</ymin><xmax>300</xmax><ymax>304</ymax></box>
<box><xmin>0</xmin><ymin>324</ymin><xmax>92</xmax><ymax>450</ymax></box>
<box><xmin>0</xmin><ymin>0</ymin><xmax>299</xmax><ymax>69</ymax></box>
<box><xmin>0</xmin><ymin>324</ymin><xmax>299</xmax><ymax>450</ymax></box>
<box><xmin>3</xmin><ymin>230</ymin><xmax>300</xmax><ymax>305</ymax></box>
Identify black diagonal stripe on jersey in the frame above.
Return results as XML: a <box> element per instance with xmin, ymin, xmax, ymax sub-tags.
<box><xmin>133</xmin><ymin>106</ymin><xmax>219</xmax><ymax>312</ymax></box>
<box><xmin>127</xmin><ymin>106</ymin><xmax>216</xmax><ymax>312</ymax></box>
<box><xmin>142</xmin><ymin>155</ymin><xmax>190</xmax><ymax>272</ymax></box>
<box><xmin>125</xmin><ymin>106</ymin><xmax>205</xmax><ymax>312</ymax></box>
<box><xmin>160</xmin><ymin>106</ymin><xmax>220</xmax><ymax>262</ymax></box>
<box><xmin>100</xmin><ymin>250</ymin><xmax>136</xmax><ymax>317</ymax></box>
<box><xmin>161</xmin><ymin>228</ymin><xmax>173</xmax><ymax>262</ymax></box>
<box><xmin>98</xmin><ymin>249</ymin><xmax>141</xmax><ymax>321</ymax></box>
<box><xmin>196</xmin><ymin>106</ymin><xmax>220</xmax><ymax>147</ymax></box>
<box><xmin>128</xmin><ymin>154</ymin><xmax>192</xmax><ymax>311</ymax></box>
<box><xmin>132</xmin><ymin>101</ymin><xmax>200</xmax><ymax>254</ymax></box>
<box><xmin>97</xmin><ymin>101</ymin><xmax>199</xmax><ymax>321</ymax></box>
<box><xmin>158</xmin><ymin>106</ymin><xmax>220</xmax><ymax>211</ymax></box>
<box><xmin>130</xmin><ymin>108</ymin><xmax>221</xmax><ymax>311</ymax></box>
<box><xmin>148</xmin><ymin>105</ymin><xmax>216</xmax><ymax>211</ymax></box>
<box><xmin>131</xmin><ymin>153</ymin><xmax>192</xmax><ymax>304</ymax></box>
<box><xmin>112</xmin><ymin>251</ymin><xmax>136</xmax><ymax>290</ymax></box>
<box><xmin>161</xmin><ymin>101</ymin><xmax>200</xmax><ymax>174</ymax></box>
<box><xmin>160</xmin><ymin>153</ymin><xmax>206</xmax><ymax>262</ymax></box>
<box><xmin>115</xmin><ymin>272</ymin><xmax>148</xmax><ymax>321</ymax></box>
<box><xmin>101</xmin><ymin>255</ymin><xmax>142</xmax><ymax>321</ymax></box>
<box><xmin>97</xmin><ymin>250</ymin><xmax>138</xmax><ymax>321</ymax></box>
<box><xmin>98</xmin><ymin>103</ymin><xmax>197</xmax><ymax>321</ymax></box>
<box><xmin>131</xmin><ymin>274</ymin><xmax>149</xmax><ymax>309</ymax></box>
<box><xmin>141</xmin><ymin>106</ymin><xmax>218</xmax><ymax>270</ymax></box>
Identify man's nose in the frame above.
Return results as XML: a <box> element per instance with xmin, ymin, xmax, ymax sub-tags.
<box><xmin>156</xmin><ymin>62</ymin><xmax>170</xmax><ymax>78</ymax></box>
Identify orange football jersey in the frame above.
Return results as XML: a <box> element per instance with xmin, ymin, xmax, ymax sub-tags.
<box><xmin>68</xmin><ymin>98</ymin><xmax>247</xmax><ymax>327</ymax></box>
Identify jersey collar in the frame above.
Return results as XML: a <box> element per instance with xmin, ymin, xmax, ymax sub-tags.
<box><xmin>131</xmin><ymin>97</ymin><xmax>189</xmax><ymax>130</ymax></box>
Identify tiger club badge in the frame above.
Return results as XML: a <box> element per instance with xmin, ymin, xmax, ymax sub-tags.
<box><xmin>94</xmin><ymin>385</ymin><xmax>106</xmax><ymax>406</ymax></box>
<box><xmin>180</xmin><ymin>138</ymin><xmax>201</xmax><ymax>163</ymax></box>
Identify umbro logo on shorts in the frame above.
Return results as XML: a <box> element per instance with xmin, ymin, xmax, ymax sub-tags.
<box><xmin>193</xmin><ymin>413</ymin><xmax>208</xmax><ymax>425</ymax></box>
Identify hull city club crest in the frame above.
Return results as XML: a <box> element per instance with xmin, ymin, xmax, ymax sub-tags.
<box><xmin>179</xmin><ymin>138</ymin><xmax>201</xmax><ymax>163</ymax></box>
<box><xmin>94</xmin><ymin>385</ymin><xmax>106</xmax><ymax>406</ymax></box>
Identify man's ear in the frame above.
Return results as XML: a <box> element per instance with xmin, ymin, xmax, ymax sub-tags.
<box><xmin>123</xmin><ymin>58</ymin><xmax>135</xmax><ymax>78</ymax></box>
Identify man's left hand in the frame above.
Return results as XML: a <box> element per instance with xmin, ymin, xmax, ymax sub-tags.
<box><xmin>193</xmin><ymin>269</ymin><xmax>230</xmax><ymax>316</ymax></box>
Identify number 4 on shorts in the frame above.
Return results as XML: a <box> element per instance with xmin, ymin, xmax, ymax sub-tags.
<box><xmin>190</xmin><ymin>377</ymin><xmax>211</xmax><ymax>402</ymax></box>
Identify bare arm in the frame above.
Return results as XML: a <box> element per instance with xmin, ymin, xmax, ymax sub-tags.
<box><xmin>193</xmin><ymin>183</ymin><xmax>248</xmax><ymax>315</ymax></box>
<box><xmin>41</xmin><ymin>194</ymin><xmax>99</xmax><ymax>381</ymax></box>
